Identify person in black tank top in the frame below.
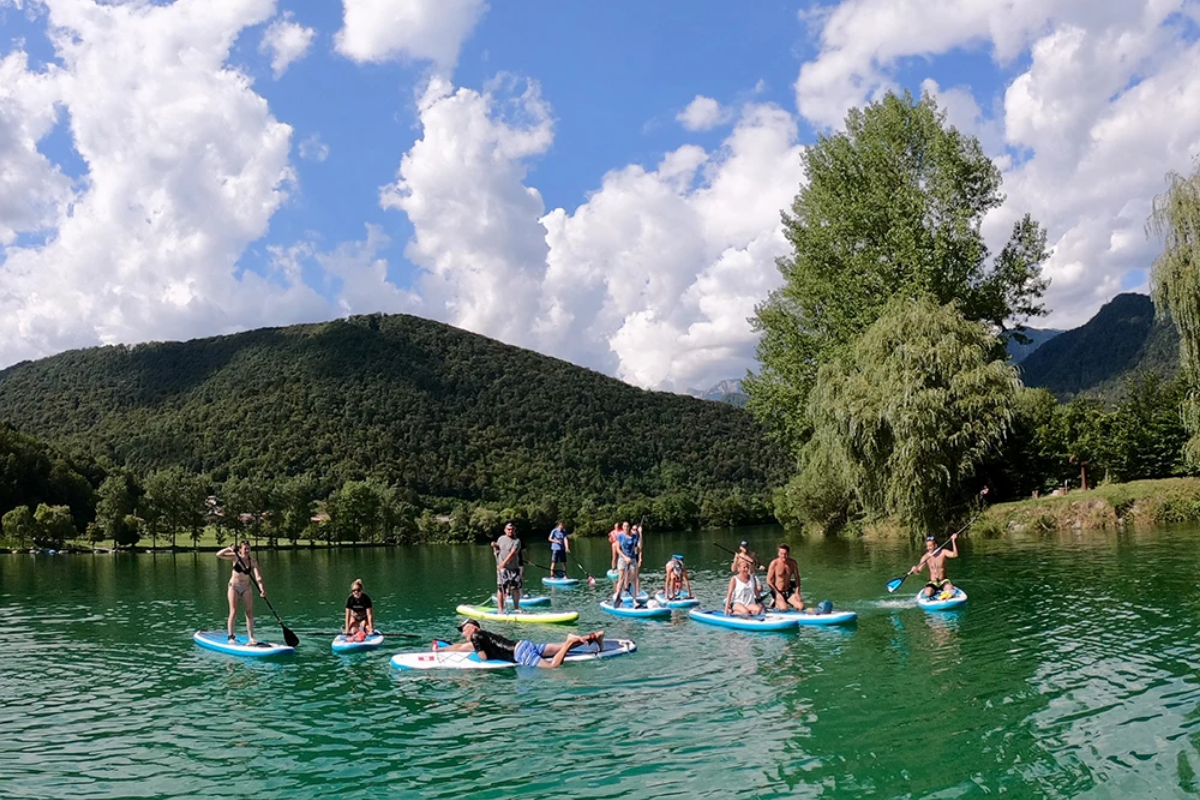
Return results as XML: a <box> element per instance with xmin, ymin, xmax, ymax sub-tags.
<box><xmin>217</xmin><ymin>541</ymin><xmax>265</xmax><ymax>644</ymax></box>
<box><xmin>343</xmin><ymin>579</ymin><xmax>374</xmax><ymax>637</ymax></box>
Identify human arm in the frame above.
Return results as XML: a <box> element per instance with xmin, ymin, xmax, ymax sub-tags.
<box><xmin>564</xmin><ymin>534</ymin><xmax>570</xmax><ymax>554</ymax></box>
<box><xmin>252</xmin><ymin>560</ymin><xmax>265</xmax><ymax>596</ymax></box>
<box><xmin>724</xmin><ymin>577</ymin><xmax>735</xmax><ymax>613</ymax></box>
<box><xmin>365</xmin><ymin>607</ymin><xmax>374</xmax><ymax>634</ymax></box>
<box><xmin>216</xmin><ymin>546</ymin><xmax>235</xmax><ymax>560</ymax></box>
<box><xmin>343</xmin><ymin>606</ymin><xmax>352</xmax><ymax>633</ymax></box>
<box><xmin>944</xmin><ymin>534</ymin><xmax>959</xmax><ymax>558</ymax></box>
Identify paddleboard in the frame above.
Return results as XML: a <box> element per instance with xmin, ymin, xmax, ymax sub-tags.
<box><xmin>331</xmin><ymin>632</ymin><xmax>385</xmax><ymax>653</ymax></box>
<box><xmin>193</xmin><ymin>631</ymin><xmax>295</xmax><ymax>658</ymax></box>
<box><xmin>456</xmin><ymin>605</ymin><xmax>579</xmax><ymax>624</ymax></box>
<box><xmin>606</xmin><ymin>569</ymin><xmax>620</xmax><ymax>580</ymax></box>
<box><xmin>688</xmin><ymin>609</ymin><xmax>800</xmax><ymax>632</ymax></box>
<box><xmin>654</xmin><ymin>592</ymin><xmax>700</xmax><ymax>609</ymax></box>
<box><xmin>541</xmin><ymin>577</ymin><xmax>580</xmax><ymax>587</ymax></box>
<box><xmin>599</xmin><ymin>599</ymin><xmax>672</xmax><ymax>619</ymax></box>
<box><xmin>916</xmin><ymin>587</ymin><xmax>968</xmax><ymax>611</ymax></box>
<box><xmin>489</xmin><ymin>594</ymin><xmax>551</xmax><ymax>607</ymax></box>
<box><xmin>391</xmin><ymin>639</ymin><xmax>637</xmax><ymax>670</ymax></box>
<box><xmin>772</xmin><ymin>609</ymin><xmax>858</xmax><ymax>626</ymax></box>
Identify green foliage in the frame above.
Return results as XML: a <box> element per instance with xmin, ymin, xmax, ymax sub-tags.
<box><xmin>790</xmin><ymin>297</ymin><xmax>1020</xmax><ymax>534</ymax></box>
<box><xmin>33</xmin><ymin>503</ymin><xmax>78</xmax><ymax>548</ymax></box>
<box><xmin>1150</xmin><ymin>160</ymin><xmax>1200</xmax><ymax>464</ymax></box>
<box><xmin>0</xmin><ymin>313</ymin><xmax>786</xmax><ymax>538</ymax></box>
<box><xmin>96</xmin><ymin>474</ymin><xmax>139</xmax><ymax>548</ymax></box>
<box><xmin>1</xmin><ymin>505</ymin><xmax>37</xmax><ymax>548</ymax></box>
<box><xmin>747</xmin><ymin>89</ymin><xmax>1048</xmax><ymax>452</ymax></box>
<box><xmin>0</xmin><ymin>422</ymin><xmax>98</xmax><ymax>530</ymax></box>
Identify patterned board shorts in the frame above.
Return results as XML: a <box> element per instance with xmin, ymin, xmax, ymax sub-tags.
<box><xmin>513</xmin><ymin>639</ymin><xmax>546</xmax><ymax>667</ymax></box>
<box><xmin>497</xmin><ymin>569</ymin><xmax>522</xmax><ymax>591</ymax></box>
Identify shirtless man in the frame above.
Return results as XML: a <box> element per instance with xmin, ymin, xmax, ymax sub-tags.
<box><xmin>766</xmin><ymin>544</ymin><xmax>804</xmax><ymax>611</ymax></box>
<box><xmin>909</xmin><ymin>533</ymin><xmax>958</xmax><ymax>598</ymax></box>
<box><xmin>608</xmin><ymin>523</ymin><xmax>622</xmax><ymax>571</ymax></box>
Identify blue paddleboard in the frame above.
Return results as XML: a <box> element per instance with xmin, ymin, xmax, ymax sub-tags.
<box><xmin>193</xmin><ymin>631</ymin><xmax>295</xmax><ymax>658</ymax></box>
<box><xmin>916</xmin><ymin>587</ymin><xmax>967</xmax><ymax>611</ymax></box>
<box><xmin>688</xmin><ymin>609</ymin><xmax>800</xmax><ymax>632</ymax></box>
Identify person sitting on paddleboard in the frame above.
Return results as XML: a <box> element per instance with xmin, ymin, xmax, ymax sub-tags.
<box><xmin>664</xmin><ymin>554</ymin><xmax>692</xmax><ymax>600</ymax></box>
<box><xmin>217</xmin><ymin>540</ymin><xmax>264</xmax><ymax>644</ymax></box>
<box><xmin>611</xmin><ymin>522</ymin><xmax>641</xmax><ymax>606</ymax></box>
<box><xmin>730</xmin><ymin>541</ymin><xmax>763</xmax><ymax>574</ymax></box>
<box><xmin>909</xmin><ymin>533</ymin><xmax>959</xmax><ymax>598</ymax></box>
<box><xmin>766</xmin><ymin>544</ymin><xmax>805</xmax><ymax>611</ymax></box>
<box><xmin>492</xmin><ymin>523</ymin><xmax>524</xmax><ymax>612</ymax></box>
<box><xmin>548</xmin><ymin>522</ymin><xmax>570</xmax><ymax>578</ymax></box>
<box><xmin>443</xmin><ymin>619</ymin><xmax>605</xmax><ymax>669</ymax></box>
<box><xmin>343</xmin><ymin>578</ymin><xmax>374</xmax><ymax>638</ymax></box>
<box><xmin>725</xmin><ymin>558</ymin><xmax>764</xmax><ymax>617</ymax></box>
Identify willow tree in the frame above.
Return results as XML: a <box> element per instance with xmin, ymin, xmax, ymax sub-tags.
<box><xmin>793</xmin><ymin>297</ymin><xmax>1019</xmax><ymax>534</ymax></box>
<box><xmin>747</xmin><ymin>90</ymin><xmax>1048</xmax><ymax>453</ymax></box>
<box><xmin>1149</xmin><ymin>162</ymin><xmax>1200</xmax><ymax>464</ymax></box>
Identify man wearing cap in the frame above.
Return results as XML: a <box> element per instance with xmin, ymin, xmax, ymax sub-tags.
<box><xmin>909</xmin><ymin>533</ymin><xmax>959</xmax><ymax>598</ymax></box>
<box><xmin>730</xmin><ymin>541</ymin><xmax>763</xmax><ymax>573</ymax></box>
<box><xmin>492</xmin><ymin>523</ymin><xmax>524</xmax><ymax>612</ymax></box>
<box><xmin>663</xmin><ymin>553</ymin><xmax>692</xmax><ymax>600</ymax></box>
<box><xmin>766</xmin><ymin>544</ymin><xmax>804</xmax><ymax>611</ymax></box>
<box><xmin>444</xmin><ymin>619</ymin><xmax>606</xmax><ymax>668</ymax></box>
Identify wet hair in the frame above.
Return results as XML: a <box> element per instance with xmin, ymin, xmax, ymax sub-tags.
<box><xmin>778</xmin><ymin>543</ymin><xmax>790</xmax><ymax>552</ymax></box>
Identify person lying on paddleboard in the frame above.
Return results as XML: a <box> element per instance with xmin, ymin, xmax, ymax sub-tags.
<box><xmin>766</xmin><ymin>544</ymin><xmax>804</xmax><ymax>611</ymax></box>
<box><xmin>492</xmin><ymin>523</ymin><xmax>524</xmax><ymax>612</ymax></box>
<box><xmin>217</xmin><ymin>541</ymin><xmax>265</xmax><ymax>644</ymax></box>
<box><xmin>663</xmin><ymin>554</ymin><xmax>692</xmax><ymax>600</ymax></box>
<box><xmin>343</xmin><ymin>578</ymin><xmax>374</xmax><ymax>638</ymax></box>
<box><xmin>725</xmin><ymin>558</ymin><xmax>764</xmax><ymax>617</ymax></box>
<box><xmin>548</xmin><ymin>522</ymin><xmax>570</xmax><ymax>578</ymax></box>
<box><xmin>909</xmin><ymin>533</ymin><xmax>958</xmax><ymax>598</ymax></box>
<box><xmin>610</xmin><ymin>521</ymin><xmax>641</xmax><ymax>606</ymax></box>
<box><xmin>730</xmin><ymin>541</ymin><xmax>763</xmax><ymax>574</ymax></box>
<box><xmin>443</xmin><ymin>619</ymin><xmax>605</xmax><ymax>668</ymax></box>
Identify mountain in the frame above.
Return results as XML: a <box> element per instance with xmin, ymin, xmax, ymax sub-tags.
<box><xmin>1018</xmin><ymin>293</ymin><xmax>1179</xmax><ymax>400</ymax></box>
<box><xmin>0</xmin><ymin>314</ymin><xmax>787</xmax><ymax>517</ymax></box>
<box><xmin>1004</xmin><ymin>328</ymin><xmax>1062</xmax><ymax>364</ymax></box>
<box><xmin>688</xmin><ymin>379</ymin><xmax>749</xmax><ymax>407</ymax></box>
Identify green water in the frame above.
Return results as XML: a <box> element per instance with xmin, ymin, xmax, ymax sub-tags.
<box><xmin>4</xmin><ymin>527</ymin><xmax>1200</xmax><ymax>799</ymax></box>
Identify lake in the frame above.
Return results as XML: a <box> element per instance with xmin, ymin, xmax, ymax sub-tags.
<box><xmin>3</xmin><ymin>525</ymin><xmax>1200</xmax><ymax>799</ymax></box>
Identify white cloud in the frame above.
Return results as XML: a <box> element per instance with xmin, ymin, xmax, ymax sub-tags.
<box><xmin>677</xmin><ymin>95</ymin><xmax>730</xmax><ymax>131</ymax></box>
<box><xmin>798</xmin><ymin>0</ymin><xmax>1200</xmax><ymax>330</ymax></box>
<box><xmin>298</xmin><ymin>132</ymin><xmax>328</xmax><ymax>162</ymax></box>
<box><xmin>0</xmin><ymin>0</ymin><xmax>329</xmax><ymax>366</ymax></box>
<box><xmin>259</xmin><ymin>11</ymin><xmax>315</xmax><ymax>79</ymax></box>
<box><xmin>334</xmin><ymin>0</ymin><xmax>487</xmax><ymax>75</ymax></box>
<box><xmin>380</xmin><ymin>75</ymin><xmax>803</xmax><ymax>390</ymax></box>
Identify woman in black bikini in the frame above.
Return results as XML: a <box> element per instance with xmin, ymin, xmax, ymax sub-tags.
<box><xmin>217</xmin><ymin>541</ymin><xmax>265</xmax><ymax>644</ymax></box>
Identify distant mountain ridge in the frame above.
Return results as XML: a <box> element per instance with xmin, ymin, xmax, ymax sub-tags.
<box><xmin>688</xmin><ymin>379</ymin><xmax>748</xmax><ymax>407</ymax></box>
<box><xmin>1018</xmin><ymin>293</ymin><xmax>1179</xmax><ymax>400</ymax></box>
<box><xmin>1005</xmin><ymin>328</ymin><xmax>1063</xmax><ymax>364</ymax></box>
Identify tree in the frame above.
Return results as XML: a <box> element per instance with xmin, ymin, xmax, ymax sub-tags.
<box><xmin>1149</xmin><ymin>160</ymin><xmax>1200</xmax><ymax>463</ymax></box>
<box><xmin>793</xmin><ymin>297</ymin><xmax>1020</xmax><ymax>535</ymax></box>
<box><xmin>33</xmin><ymin>503</ymin><xmax>77</xmax><ymax>548</ymax></box>
<box><xmin>1108</xmin><ymin>374</ymin><xmax>1187</xmax><ymax>481</ymax></box>
<box><xmin>96</xmin><ymin>474</ymin><xmax>139</xmax><ymax>549</ymax></box>
<box><xmin>747</xmin><ymin>90</ymin><xmax>1048</xmax><ymax>452</ymax></box>
<box><xmin>2</xmin><ymin>506</ymin><xmax>37</xmax><ymax>549</ymax></box>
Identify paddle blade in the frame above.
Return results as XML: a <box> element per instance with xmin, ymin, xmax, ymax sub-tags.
<box><xmin>282</xmin><ymin>625</ymin><xmax>300</xmax><ymax>647</ymax></box>
<box><xmin>886</xmin><ymin>576</ymin><xmax>906</xmax><ymax>593</ymax></box>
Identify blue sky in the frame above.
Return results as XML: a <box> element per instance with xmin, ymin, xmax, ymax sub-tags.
<box><xmin>1</xmin><ymin>0</ymin><xmax>1198</xmax><ymax>390</ymax></box>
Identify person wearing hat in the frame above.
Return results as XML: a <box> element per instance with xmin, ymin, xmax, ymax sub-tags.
<box><xmin>729</xmin><ymin>541</ymin><xmax>763</xmax><ymax>574</ymax></box>
<box><xmin>908</xmin><ymin>533</ymin><xmax>959</xmax><ymax>598</ymax></box>
<box><xmin>663</xmin><ymin>553</ymin><xmax>692</xmax><ymax>600</ymax></box>
<box><xmin>443</xmin><ymin>619</ymin><xmax>606</xmax><ymax>668</ymax></box>
<box><xmin>766</xmin><ymin>544</ymin><xmax>804</xmax><ymax>611</ymax></box>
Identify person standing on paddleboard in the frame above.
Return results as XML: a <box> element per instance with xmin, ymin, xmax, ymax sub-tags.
<box><xmin>217</xmin><ymin>541</ymin><xmax>265</xmax><ymax>644</ymax></box>
<box><xmin>909</xmin><ymin>534</ymin><xmax>959</xmax><ymax>598</ymax></box>
<box><xmin>343</xmin><ymin>579</ymin><xmax>374</xmax><ymax>638</ymax></box>
<box><xmin>493</xmin><ymin>523</ymin><xmax>523</xmax><ymax>613</ymax></box>
<box><xmin>766</xmin><ymin>544</ymin><xmax>804</xmax><ymax>611</ymax></box>
<box><xmin>611</xmin><ymin>522</ymin><xmax>641</xmax><ymax>606</ymax></box>
<box><xmin>607</xmin><ymin>523</ymin><xmax>621</xmax><ymax>572</ymax></box>
<box><xmin>724</xmin><ymin>558</ymin><xmax>764</xmax><ymax>617</ymax></box>
<box><xmin>443</xmin><ymin>619</ymin><xmax>605</xmax><ymax>669</ymax></box>
<box><xmin>548</xmin><ymin>522</ymin><xmax>570</xmax><ymax>578</ymax></box>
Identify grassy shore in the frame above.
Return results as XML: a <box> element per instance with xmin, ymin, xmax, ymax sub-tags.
<box><xmin>974</xmin><ymin>477</ymin><xmax>1200</xmax><ymax>535</ymax></box>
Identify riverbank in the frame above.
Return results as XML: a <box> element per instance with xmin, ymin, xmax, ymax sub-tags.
<box><xmin>974</xmin><ymin>477</ymin><xmax>1200</xmax><ymax>535</ymax></box>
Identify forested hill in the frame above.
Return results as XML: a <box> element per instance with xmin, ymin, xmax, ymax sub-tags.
<box><xmin>1019</xmin><ymin>293</ymin><xmax>1180</xmax><ymax>400</ymax></box>
<box><xmin>0</xmin><ymin>313</ymin><xmax>787</xmax><ymax>520</ymax></box>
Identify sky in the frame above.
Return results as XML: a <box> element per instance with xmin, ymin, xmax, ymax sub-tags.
<box><xmin>1</xmin><ymin>0</ymin><xmax>1199</xmax><ymax>392</ymax></box>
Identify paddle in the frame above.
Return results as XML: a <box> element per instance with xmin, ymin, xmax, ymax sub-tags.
<box><xmin>573</xmin><ymin>559</ymin><xmax>597</xmax><ymax>587</ymax></box>
<box><xmin>235</xmin><ymin>552</ymin><xmax>299</xmax><ymax>647</ymax></box>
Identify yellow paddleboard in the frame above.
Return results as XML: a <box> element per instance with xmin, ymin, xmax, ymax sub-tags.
<box><xmin>455</xmin><ymin>605</ymin><xmax>579</xmax><ymax>624</ymax></box>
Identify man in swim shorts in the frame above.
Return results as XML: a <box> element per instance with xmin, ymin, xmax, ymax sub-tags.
<box><xmin>909</xmin><ymin>533</ymin><xmax>959</xmax><ymax>598</ymax></box>
<box><xmin>443</xmin><ymin>619</ymin><xmax>606</xmax><ymax>669</ymax></box>
<box><xmin>766</xmin><ymin>544</ymin><xmax>804</xmax><ymax>611</ymax></box>
<box><xmin>548</xmin><ymin>521</ymin><xmax>570</xmax><ymax>578</ymax></box>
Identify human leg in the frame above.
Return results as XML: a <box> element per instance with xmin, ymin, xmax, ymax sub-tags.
<box><xmin>226</xmin><ymin>583</ymin><xmax>239</xmax><ymax>640</ymax></box>
<box><xmin>243</xmin><ymin>591</ymin><xmax>257</xmax><ymax>644</ymax></box>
